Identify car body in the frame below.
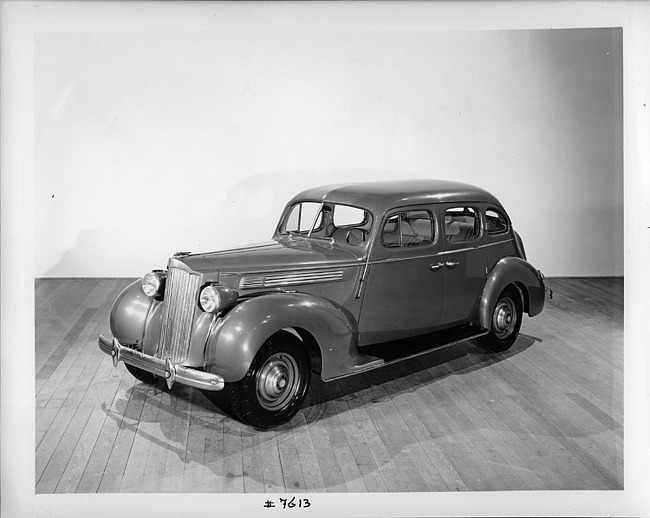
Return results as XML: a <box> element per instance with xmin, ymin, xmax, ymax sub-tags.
<box><xmin>99</xmin><ymin>180</ymin><xmax>545</xmax><ymax>428</ymax></box>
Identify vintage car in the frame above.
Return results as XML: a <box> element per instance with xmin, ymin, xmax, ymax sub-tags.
<box><xmin>99</xmin><ymin>180</ymin><xmax>545</xmax><ymax>428</ymax></box>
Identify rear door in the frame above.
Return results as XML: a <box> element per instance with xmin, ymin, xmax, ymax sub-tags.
<box><xmin>439</xmin><ymin>204</ymin><xmax>487</xmax><ymax>326</ymax></box>
<box><xmin>358</xmin><ymin>206</ymin><xmax>443</xmax><ymax>345</ymax></box>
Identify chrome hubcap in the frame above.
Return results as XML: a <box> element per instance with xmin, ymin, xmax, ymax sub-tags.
<box><xmin>493</xmin><ymin>296</ymin><xmax>517</xmax><ymax>339</ymax></box>
<box><xmin>256</xmin><ymin>353</ymin><xmax>300</xmax><ymax>412</ymax></box>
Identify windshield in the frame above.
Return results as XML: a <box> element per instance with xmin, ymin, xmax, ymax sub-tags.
<box><xmin>279</xmin><ymin>202</ymin><xmax>373</xmax><ymax>246</ymax></box>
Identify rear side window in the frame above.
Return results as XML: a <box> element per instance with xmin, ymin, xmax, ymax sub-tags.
<box><xmin>382</xmin><ymin>210</ymin><xmax>434</xmax><ymax>248</ymax></box>
<box><xmin>486</xmin><ymin>208</ymin><xmax>509</xmax><ymax>235</ymax></box>
<box><xmin>444</xmin><ymin>207</ymin><xmax>480</xmax><ymax>242</ymax></box>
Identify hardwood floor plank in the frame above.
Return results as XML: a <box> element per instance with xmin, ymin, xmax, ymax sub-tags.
<box><xmin>320</xmin><ymin>398</ymin><xmax>368</xmax><ymax>492</ymax></box>
<box><xmin>181</xmin><ymin>390</ymin><xmax>220</xmax><ymax>493</ymax></box>
<box><xmin>96</xmin><ymin>381</ymin><xmax>147</xmax><ymax>493</ymax></box>
<box><xmin>221</xmin><ymin>421</ymin><xmax>245</xmax><ymax>493</ymax></box>
<box><xmin>340</xmin><ymin>382</ymin><xmax>411</xmax><ymax>492</ymax></box>
<box><xmin>288</xmin><ymin>413</ymin><xmax>327</xmax><ymax>492</ymax></box>
<box><xmin>36</xmin><ymin>324</ymin><xmax>110</xmax><ymax>483</ymax></box>
<box><xmin>564</xmin><ymin>392</ymin><xmax>623</xmax><ymax>438</ymax></box>
<box><xmin>54</xmin><ymin>363</ymin><xmax>129</xmax><ymax>493</ymax></box>
<box><xmin>274</xmin><ymin>424</ymin><xmax>308</xmax><ymax>493</ymax></box>
<box><xmin>156</xmin><ymin>385</ymin><xmax>193</xmax><ymax>493</ymax></box>
<box><xmin>259</xmin><ymin>428</ymin><xmax>286</xmax><ymax>493</ymax></box>
<box><xmin>457</xmin><ymin>364</ymin><xmax>569</xmax><ymax>490</ymax></box>
<box><xmin>75</xmin><ymin>370</ymin><xmax>135</xmax><ymax>493</ymax></box>
<box><xmin>35</xmin><ymin>277</ymin><xmax>623</xmax><ymax>493</ymax></box>
<box><xmin>117</xmin><ymin>385</ymin><xmax>163</xmax><ymax>492</ymax></box>
<box><xmin>328</xmin><ymin>388</ymin><xmax>387</xmax><ymax>493</ymax></box>
<box><xmin>296</xmin><ymin>397</ymin><xmax>347</xmax><ymax>493</ymax></box>
<box><xmin>510</xmin><ymin>394</ymin><xmax>621</xmax><ymax>489</ymax></box>
<box><xmin>240</xmin><ymin>424</ymin><xmax>266</xmax><ymax>494</ymax></box>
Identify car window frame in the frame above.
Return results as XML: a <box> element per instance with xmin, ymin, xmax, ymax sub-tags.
<box><xmin>371</xmin><ymin>205</ymin><xmax>441</xmax><ymax>261</ymax></box>
<box><xmin>484</xmin><ymin>206</ymin><xmax>510</xmax><ymax>237</ymax></box>
<box><xmin>442</xmin><ymin>204</ymin><xmax>484</xmax><ymax>247</ymax></box>
<box><xmin>277</xmin><ymin>200</ymin><xmax>374</xmax><ymax>241</ymax></box>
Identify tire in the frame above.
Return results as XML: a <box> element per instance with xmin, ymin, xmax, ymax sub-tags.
<box><xmin>228</xmin><ymin>332</ymin><xmax>311</xmax><ymax>429</ymax></box>
<box><xmin>475</xmin><ymin>286</ymin><xmax>523</xmax><ymax>353</ymax></box>
<box><xmin>125</xmin><ymin>363</ymin><xmax>158</xmax><ymax>384</ymax></box>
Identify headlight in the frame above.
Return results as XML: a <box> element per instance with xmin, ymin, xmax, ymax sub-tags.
<box><xmin>142</xmin><ymin>270</ymin><xmax>166</xmax><ymax>298</ymax></box>
<box><xmin>199</xmin><ymin>285</ymin><xmax>221</xmax><ymax>312</ymax></box>
<box><xmin>199</xmin><ymin>283</ymin><xmax>238</xmax><ymax>313</ymax></box>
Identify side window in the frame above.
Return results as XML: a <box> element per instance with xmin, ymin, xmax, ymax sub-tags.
<box><xmin>486</xmin><ymin>208</ymin><xmax>508</xmax><ymax>235</ymax></box>
<box><xmin>444</xmin><ymin>206</ymin><xmax>480</xmax><ymax>243</ymax></box>
<box><xmin>333</xmin><ymin>205</ymin><xmax>366</xmax><ymax>227</ymax></box>
<box><xmin>382</xmin><ymin>210</ymin><xmax>434</xmax><ymax>248</ymax></box>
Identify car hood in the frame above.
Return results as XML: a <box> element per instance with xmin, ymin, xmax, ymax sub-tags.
<box><xmin>176</xmin><ymin>238</ymin><xmax>363</xmax><ymax>276</ymax></box>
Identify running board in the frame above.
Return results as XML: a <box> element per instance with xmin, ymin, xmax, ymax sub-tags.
<box><xmin>324</xmin><ymin>325</ymin><xmax>488</xmax><ymax>383</ymax></box>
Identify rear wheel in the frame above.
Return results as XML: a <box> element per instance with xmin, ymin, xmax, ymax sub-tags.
<box><xmin>476</xmin><ymin>286</ymin><xmax>523</xmax><ymax>353</ymax></box>
<box><xmin>228</xmin><ymin>332</ymin><xmax>310</xmax><ymax>429</ymax></box>
<box><xmin>125</xmin><ymin>363</ymin><xmax>158</xmax><ymax>384</ymax></box>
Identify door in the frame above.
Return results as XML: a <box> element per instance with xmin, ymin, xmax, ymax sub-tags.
<box><xmin>358</xmin><ymin>207</ymin><xmax>444</xmax><ymax>346</ymax></box>
<box><xmin>439</xmin><ymin>204</ymin><xmax>487</xmax><ymax>326</ymax></box>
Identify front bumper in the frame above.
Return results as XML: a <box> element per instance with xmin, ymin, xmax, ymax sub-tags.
<box><xmin>98</xmin><ymin>335</ymin><xmax>224</xmax><ymax>391</ymax></box>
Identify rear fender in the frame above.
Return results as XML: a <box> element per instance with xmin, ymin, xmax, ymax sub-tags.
<box><xmin>477</xmin><ymin>256</ymin><xmax>545</xmax><ymax>329</ymax></box>
<box><xmin>204</xmin><ymin>293</ymin><xmax>363</xmax><ymax>382</ymax></box>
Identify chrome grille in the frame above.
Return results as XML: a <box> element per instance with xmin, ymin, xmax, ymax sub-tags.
<box><xmin>157</xmin><ymin>266</ymin><xmax>201</xmax><ymax>363</ymax></box>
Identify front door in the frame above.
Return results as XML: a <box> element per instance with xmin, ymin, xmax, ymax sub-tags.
<box><xmin>358</xmin><ymin>207</ymin><xmax>444</xmax><ymax>346</ymax></box>
<box><xmin>439</xmin><ymin>204</ymin><xmax>487</xmax><ymax>326</ymax></box>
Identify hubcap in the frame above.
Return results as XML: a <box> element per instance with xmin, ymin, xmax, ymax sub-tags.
<box><xmin>493</xmin><ymin>296</ymin><xmax>517</xmax><ymax>340</ymax></box>
<box><xmin>256</xmin><ymin>353</ymin><xmax>300</xmax><ymax>412</ymax></box>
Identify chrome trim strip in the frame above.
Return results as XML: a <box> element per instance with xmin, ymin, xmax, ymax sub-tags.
<box><xmin>240</xmin><ymin>269</ymin><xmax>344</xmax><ymax>290</ymax></box>
<box><xmin>224</xmin><ymin>260</ymin><xmax>361</xmax><ymax>277</ymax></box>
<box><xmin>370</xmin><ymin>238</ymin><xmax>514</xmax><ymax>265</ymax></box>
<box><xmin>439</xmin><ymin>238</ymin><xmax>514</xmax><ymax>256</ymax></box>
<box><xmin>98</xmin><ymin>335</ymin><xmax>224</xmax><ymax>391</ymax></box>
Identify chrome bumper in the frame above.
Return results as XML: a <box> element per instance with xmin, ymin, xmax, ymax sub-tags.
<box><xmin>98</xmin><ymin>335</ymin><xmax>224</xmax><ymax>391</ymax></box>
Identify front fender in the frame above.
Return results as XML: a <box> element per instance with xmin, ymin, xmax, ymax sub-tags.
<box><xmin>204</xmin><ymin>292</ymin><xmax>361</xmax><ymax>383</ymax></box>
<box><xmin>109</xmin><ymin>279</ymin><xmax>153</xmax><ymax>345</ymax></box>
<box><xmin>477</xmin><ymin>257</ymin><xmax>545</xmax><ymax>329</ymax></box>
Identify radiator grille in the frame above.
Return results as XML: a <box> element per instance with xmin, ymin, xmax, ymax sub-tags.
<box><xmin>157</xmin><ymin>266</ymin><xmax>201</xmax><ymax>363</ymax></box>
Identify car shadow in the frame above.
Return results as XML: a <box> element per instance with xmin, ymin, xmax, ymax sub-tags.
<box><xmin>299</xmin><ymin>332</ymin><xmax>541</xmax><ymax>424</ymax></box>
<box><xmin>100</xmin><ymin>332</ymin><xmax>544</xmax><ymax>492</ymax></box>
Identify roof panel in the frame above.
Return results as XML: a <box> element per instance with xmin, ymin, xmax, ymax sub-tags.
<box><xmin>288</xmin><ymin>179</ymin><xmax>503</xmax><ymax>214</ymax></box>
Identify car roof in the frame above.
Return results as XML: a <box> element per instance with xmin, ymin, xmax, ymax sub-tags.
<box><xmin>288</xmin><ymin>179</ymin><xmax>504</xmax><ymax>215</ymax></box>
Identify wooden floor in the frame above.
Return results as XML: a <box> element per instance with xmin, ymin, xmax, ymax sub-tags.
<box><xmin>35</xmin><ymin>277</ymin><xmax>623</xmax><ymax>493</ymax></box>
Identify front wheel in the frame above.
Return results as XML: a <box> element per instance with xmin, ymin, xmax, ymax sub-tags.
<box><xmin>125</xmin><ymin>362</ymin><xmax>158</xmax><ymax>384</ymax></box>
<box><xmin>475</xmin><ymin>286</ymin><xmax>523</xmax><ymax>353</ymax></box>
<box><xmin>228</xmin><ymin>333</ymin><xmax>310</xmax><ymax>429</ymax></box>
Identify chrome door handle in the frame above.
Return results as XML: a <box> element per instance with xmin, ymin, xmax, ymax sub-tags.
<box><xmin>445</xmin><ymin>261</ymin><xmax>459</xmax><ymax>269</ymax></box>
<box><xmin>430</xmin><ymin>262</ymin><xmax>444</xmax><ymax>271</ymax></box>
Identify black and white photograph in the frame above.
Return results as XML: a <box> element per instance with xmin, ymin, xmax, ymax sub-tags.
<box><xmin>2</xmin><ymin>1</ymin><xmax>649</xmax><ymax>517</ymax></box>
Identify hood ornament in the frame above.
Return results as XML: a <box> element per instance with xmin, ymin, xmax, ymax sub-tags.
<box><xmin>173</xmin><ymin>251</ymin><xmax>192</xmax><ymax>258</ymax></box>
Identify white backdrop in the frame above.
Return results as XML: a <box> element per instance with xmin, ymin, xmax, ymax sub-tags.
<box><xmin>4</xmin><ymin>3</ymin><xmax>649</xmax><ymax>518</ymax></box>
<box><xmin>34</xmin><ymin>18</ymin><xmax>623</xmax><ymax>278</ymax></box>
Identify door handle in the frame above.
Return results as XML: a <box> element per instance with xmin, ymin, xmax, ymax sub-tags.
<box><xmin>445</xmin><ymin>261</ymin><xmax>459</xmax><ymax>269</ymax></box>
<box><xmin>429</xmin><ymin>262</ymin><xmax>444</xmax><ymax>271</ymax></box>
